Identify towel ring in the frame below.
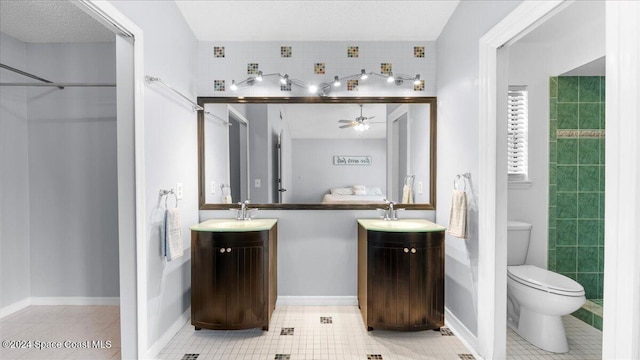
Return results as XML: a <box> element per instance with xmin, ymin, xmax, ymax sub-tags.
<box><xmin>159</xmin><ymin>189</ymin><xmax>179</xmax><ymax>208</ymax></box>
<box><xmin>453</xmin><ymin>175</ymin><xmax>467</xmax><ymax>191</ymax></box>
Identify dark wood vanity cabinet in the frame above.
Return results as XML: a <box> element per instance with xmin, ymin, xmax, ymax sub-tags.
<box><xmin>358</xmin><ymin>224</ymin><xmax>444</xmax><ymax>331</ymax></box>
<box><xmin>191</xmin><ymin>225</ymin><xmax>277</xmax><ymax>331</ymax></box>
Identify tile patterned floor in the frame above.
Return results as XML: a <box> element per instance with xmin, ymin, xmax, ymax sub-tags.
<box><xmin>506</xmin><ymin>315</ymin><xmax>602</xmax><ymax>360</ymax></box>
<box><xmin>0</xmin><ymin>305</ymin><xmax>121</xmax><ymax>360</ymax></box>
<box><xmin>0</xmin><ymin>305</ymin><xmax>602</xmax><ymax>360</ymax></box>
<box><xmin>158</xmin><ymin>306</ymin><xmax>473</xmax><ymax>360</ymax></box>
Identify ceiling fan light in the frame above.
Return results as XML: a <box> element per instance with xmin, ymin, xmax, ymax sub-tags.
<box><xmin>230</xmin><ymin>80</ymin><xmax>238</xmax><ymax>91</ymax></box>
<box><xmin>333</xmin><ymin>76</ymin><xmax>341</xmax><ymax>87</ymax></box>
<box><xmin>256</xmin><ymin>71</ymin><xmax>263</xmax><ymax>81</ymax></box>
<box><xmin>308</xmin><ymin>84</ymin><xmax>318</xmax><ymax>93</ymax></box>
<box><xmin>360</xmin><ymin>69</ymin><xmax>368</xmax><ymax>80</ymax></box>
<box><xmin>280</xmin><ymin>74</ymin><xmax>289</xmax><ymax>84</ymax></box>
<box><xmin>413</xmin><ymin>74</ymin><xmax>421</xmax><ymax>85</ymax></box>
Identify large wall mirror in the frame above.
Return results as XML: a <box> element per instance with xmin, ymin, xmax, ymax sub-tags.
<box><xmin>198</xmin><ymin>97</ymin><xmax>437</xmax><ymax>210</ymax></box>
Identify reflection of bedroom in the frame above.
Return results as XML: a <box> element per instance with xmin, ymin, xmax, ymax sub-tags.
<box><xmin>203</xmin><ymin>102</ymin><xmax>430</xmax><ymax>205</ymax></box>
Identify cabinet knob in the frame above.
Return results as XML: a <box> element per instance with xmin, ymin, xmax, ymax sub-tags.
<box><xmin>403</xmin><ymin>248</ymin><xmax>409</xmax><ymax>253</ymax></box>
<box><xmin>219</xmin><ymin>248</ymin><xmax>226</xmax><ymax>253</ymax></box>
<box><xmin>411</xmin><ymin>248</ymin><xmax>417</xmax><ymax>254</ymax></box>
<box><xmin>226</xmin><ymin>247</ymin><xmax>232</xmax><ymax>252</ymax></box>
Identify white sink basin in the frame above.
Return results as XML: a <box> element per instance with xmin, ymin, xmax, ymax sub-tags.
<box><xmin>191</xmin><ymin>218</ymin><xmax>277</xmax><ymax>232</ymax></box>
<box><xmin>358</xmin><ymin>219</ymin><xmax>446</xmax><ymax>232</ymax></box>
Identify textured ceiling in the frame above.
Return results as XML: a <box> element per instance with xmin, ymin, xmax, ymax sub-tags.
<box><xmin>175</xmin><ymin>0</ymin><xmax>460</xmax><ymax>41</ymax></box>
<box><xmin>0</xmin><ymin>0</ymin><xmax>114</xmax><ymax>43</ymax></box>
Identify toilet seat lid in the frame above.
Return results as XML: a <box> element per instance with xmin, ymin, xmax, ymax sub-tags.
<box><xmin>507</xmin><ymin>265</ymin><xmax>585</xmax><ymax>296</ymax></box>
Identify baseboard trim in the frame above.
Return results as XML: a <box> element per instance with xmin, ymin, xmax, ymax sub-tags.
<box><xmin>0</xmin><ymin>298</ymin><xmax>31</xmax><ymax>318</ymax></box>
<box><xmin>445</xmin><ymin>306</ymin><xmax>482</xmax><ymax>359</ymax></box>
<box><xmin>1</xmin><ymin>297</ymin><xmax>120</xmax><ymax>319</ymax></box>
<box><xmin>146</xmin><ymin>308</ymin><xmax>191</xmax><ymax>359</ymax></box>
<box><xmin>276</xmin><ymin>296</ymin><xmax>357</xmax><ymax>306</ymax></box>
<box><xmin>30</xmin><ymin>297</ymin><xmax>120</xmax><ymax>306</ymax></box>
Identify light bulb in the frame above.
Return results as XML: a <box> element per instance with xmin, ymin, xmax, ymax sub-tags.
<box><xmin>360</xmin><ymin>69</ymin><xmax>368</xmax><ymax>80</ymax></box>
<box><xmin>387</xmin><ymin>72</ymin><xmax>395</xmax><ymax>83</ymax></box>
<box><xmin>333</xmin><ymin>76</ymin><xmax>341</xmax><ymax>87</ymax></box>
<box><xmin>280</xmin><ymin>75</ymin><xmax>289</xmax><ymax>84</ymax></box>
<box><xmin>256</xmin><ymin>71</ymin><xmax>263</xmax><ymax>81</ymax></box>
<box><xmin>309</xmin><ymin>85</ymin><xmax>318</xmax><ymax>93</ymax></box>
<box><xmin>230</xmin><ymin>80</ymin><xmax>238</xmax><ymax>91</ymax></box>
<box><xmin>413</xmin><ymin>74</ymin><xmax>421</xmax><ymax>85</ymax></box>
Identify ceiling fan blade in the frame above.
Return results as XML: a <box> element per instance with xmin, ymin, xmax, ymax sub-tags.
<box><xmin>368</xmin><ymin>121</ymin><xmax>385</xmax><ymax>124</ymax></box>
<box><xmin>367</xmin><ymin>116</ymin><xmax>376</xmax><ymax>120</ymax></box>
<box><xmin>339</xmin><ymin>124</ymin><xmax>355</xmax><ymax>129</ymax></box>
<box><xmin>338</xmin><ymin>120</ymin><xmax>353</xmax><ymax>123</ymax></box>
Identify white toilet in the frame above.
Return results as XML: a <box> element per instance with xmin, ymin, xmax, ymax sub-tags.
<box><xmin>507</xmin><ymin>221</ymin><xmax>586</xmax><ymax>353</ymax></box>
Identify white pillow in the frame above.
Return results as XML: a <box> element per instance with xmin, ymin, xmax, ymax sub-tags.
<box><xmin>330</xmin><ymin>187</ymin><xmax>353</xmax><ymax>195</ymax></box>
<box><xmin>366</xmin><ymin>187</ymin><xmax>383</xmax><ymax>196</ymax></box>
<box><xmin>354</xmin><ymin>189</ymin><xmax>367</xmax><ymax>195</ymax></box>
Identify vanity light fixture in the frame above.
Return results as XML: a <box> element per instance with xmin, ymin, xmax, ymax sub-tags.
<box><xmin>228</xmin><ymin>68</ymin><xmax>421</xmax><ymax>96</ymax></box>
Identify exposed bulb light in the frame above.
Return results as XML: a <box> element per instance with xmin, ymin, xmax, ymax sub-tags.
<box><xmin>413</xmin><ymin>74</ymin><xmax>421</xmax><ymax>85</ymax></box>
<box><xmin>308</xmin><ymin>84</ymin><xmax>318</xmax><ymax>93</ymax></box>
<box><xmin>256</xmin><ymin>71</ymin><xmax>263</xmax><ymax>81</ymax></box>
<box><xmin>230</xmin><ymin>80</ymin><xmax>238</xmax><ymax>91</ymax></box>
<box><xmin>333</xmin><ymin>76</ymin><xmax>341</xmax><ymax>87</ymax></box>
<box><xmin>280</xmin><ymin>74</ymin><xmax>289</xmax><ymax>84</ymax></box>
<box><xmin>387</xmin><ymin>72</ymin><xmax>395</xmax><ymax>83</ymax></box>
<box><xmin>360</xmin><ymin>69</ymin><xmax>368</xmax><ymax>80</ymax></box>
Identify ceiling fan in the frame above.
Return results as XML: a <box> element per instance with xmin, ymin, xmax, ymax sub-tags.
<box><xmin>338</xmin><ymin>104</ymin><xmax>384</xmax><ymax>131</ymax></box>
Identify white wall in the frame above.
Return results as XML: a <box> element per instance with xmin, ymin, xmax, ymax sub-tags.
<box><xmin>109</xmin><ymin>0</ymin><xmax>199</xmax><ymax>354</ymax></box>
<box><xmin>0</xmin><ymin>32</ymin><xmax>30</xmax><ymax>310</ymax></box>
<box><xmin>507</xmin><ymin>1</ymin><xmax>605</xmax><ymax>267</ymax></box>
<box><xmin>436</xmin><ymin>0</ymin><xmax>523</xmax><ymax>337</ymax></box>
<box><xmin>291</xmin><ymin>138</ymin><xmax>386</xmax><ymax>203</ymax></box>
<box><xmin>25</xmin><ymin>42</ymin><xmax>119</xmax><ymax>298</ymax></box>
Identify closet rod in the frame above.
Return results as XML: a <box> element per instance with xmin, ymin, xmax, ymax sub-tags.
<box><xmin>1</xmin><ymin>63</ymin><xmax>64</xmax><ymax>89</ymax></box>
<box><xmin>0</xmin><ymin>82</ymin><xmax>116</xmax><ymax>87</ymax></box>
<box><xmin>145</xmin><ymin>75</ymin><xmax>203</xmax><ymax>112</ymax></box>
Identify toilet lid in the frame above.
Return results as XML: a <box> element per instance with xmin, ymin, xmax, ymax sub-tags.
<box><xmin>507</xmin><ymin>265</ymin><xmax>585</xmax><ymax>297</ymax></box>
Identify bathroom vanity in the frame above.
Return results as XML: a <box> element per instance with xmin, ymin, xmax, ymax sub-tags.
<box><xmin>357</xmin><ymin>219</ymin><xmax>446</xmax><ymax>331</ymax></box>
<box><xmin>190</xmin><ymin>219</ymin><xmax>277</xmax><ymax>331</ymax></box>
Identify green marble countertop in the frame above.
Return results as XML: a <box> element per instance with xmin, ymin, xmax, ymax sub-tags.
<box><xmin>190</xmin><ymin>218</ymin><xmax>277</xmax><ymax>232</ymax></box>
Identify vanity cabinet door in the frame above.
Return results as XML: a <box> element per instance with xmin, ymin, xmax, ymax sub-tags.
<box><xmin>408</xmin><ymin>233</ymin><xmax>444</xmax><ymax>331</ymax></box>
<box><xmin>191</xmin><ymin>234</ymin><xmax>228</xmax><ymax>330</ymax></box>
<box><xmin>225</xmin><ymin>239</ymin><xmax>267</xmax><ymax>329</ymax></box>
<box><xmin>191</xmin><ymin>230</ymin><xmax>273</xmax><ymax>331</ymax></box>
<box><xmin>367</xmin><ymin>235</ymin><xmax>411</xmax><ymax>331</ymax></box>
<box><xmin>361</xmin><ymin>229</ymin><xmax>444</xmax><ymax>332</ymax></box>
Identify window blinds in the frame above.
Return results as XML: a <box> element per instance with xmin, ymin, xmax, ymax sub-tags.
<box><xmin>508</xmin><ymin>87</ymin><xmax>528</xmax><ymax>178</ymax></box>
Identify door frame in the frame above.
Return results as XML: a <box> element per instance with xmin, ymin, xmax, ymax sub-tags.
<box><xmin>75</xmin><ymin>1</ymin><xmax>146</xmax><ymax>358</ymax></box>
<box><xmin>478</xmin><ymin>1</ymin><xmax>640</xmax><ymax>359</ymax></box>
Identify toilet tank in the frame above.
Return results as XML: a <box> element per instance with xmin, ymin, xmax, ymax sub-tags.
<box><xmin>508</xmin><ymin>221</ymin><xmax>532</xmax><ymax>266</ymax></box>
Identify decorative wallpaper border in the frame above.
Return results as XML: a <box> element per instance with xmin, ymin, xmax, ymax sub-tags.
<box><xmin>557</xmin><ymin>130</ymin><xmax>606</xmax><ymax>138</ymax></box>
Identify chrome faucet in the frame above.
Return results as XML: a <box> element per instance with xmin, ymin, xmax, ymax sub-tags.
<box><xmin>378</xmin><ymin>199</ymin><xmax>401</xmax><ymax>220</ymax></box>
<box><xmin>237</xmin><ymin>200</ymin><xmax>253</xmax><ymax>220</ymax></box>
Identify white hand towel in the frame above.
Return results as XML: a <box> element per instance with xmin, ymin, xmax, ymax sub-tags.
<box><xmin>165</xmin><ymin>208</ymin><xmax>183</xmax><ymax>261</ymax></box>
<box><xmin>402</xmin><ymin>184</ymin><xmax>414</xmax><ymax>204</ymax></box>
<box><xmin>447</xmin><ymin>190</ymin><xmax>467</xmax><ymax>239</ymax></box>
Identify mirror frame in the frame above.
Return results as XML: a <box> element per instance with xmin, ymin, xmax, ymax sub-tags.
<box><xmin>198</xmin><ymin>96</ymin><xmax>437</xmax><ymax>210</ymax></box>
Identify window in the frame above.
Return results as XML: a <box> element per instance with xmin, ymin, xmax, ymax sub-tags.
<box><xmin>507</xmin><ymin>86</ymin><xmax>528</xmax><ymax>181</ymax></box>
